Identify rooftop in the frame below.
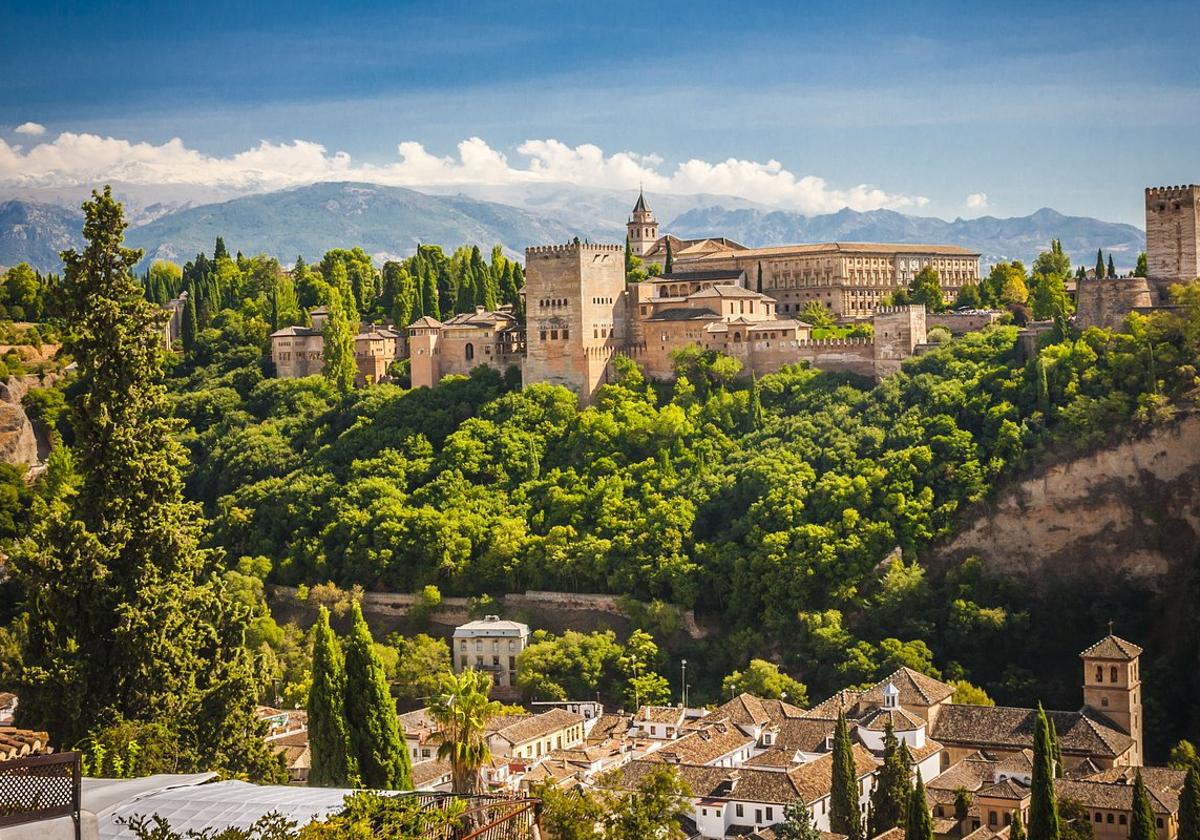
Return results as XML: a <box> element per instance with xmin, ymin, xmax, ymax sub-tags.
<box><xmin>489</xmin><ymin>708</ymin><xmax>584</xmax><ymax>746</ymax></box>
<box><xmin>1079</xmin><ymin>635</ymin><xmax>1143</xmax><ymax>661</ymax></box>
<box><xmin>453</xmin><ymin>615</ymin><xmax>530</xmax><ymax>637</ymax></box>
<box><xmin>931</xmin><ymin>705</ymin><xmax>1133</xmax><ymax>759</ymax></box>
<box><xmin>687</xmin><ymin>242</ymin><xmax>982</xmax><ymax>260</ymax></box>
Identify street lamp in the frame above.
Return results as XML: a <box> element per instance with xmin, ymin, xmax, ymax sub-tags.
<box><xmin>681</xmin><ymin>659</ymin><xmax>688</xmax><ymax>708</ymax></box>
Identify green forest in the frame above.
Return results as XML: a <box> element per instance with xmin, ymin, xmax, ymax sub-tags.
<box><xmin>2</xmin><ymin>211</ymin><xmax>1199</xmax><ymax>774</ymax></box>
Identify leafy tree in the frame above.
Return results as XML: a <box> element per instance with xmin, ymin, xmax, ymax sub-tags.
<box><xmin>869</xmin><ymin>722</ymin><xmax>911</xmax><ymax>837</ymax></box>
<box><xmin>1057</xmin><ymin>798</ymin><xmax>1095</xmax><ymax>840</ymax></box>
<box><xmin>3</xmin><ymin>262</ymin><xmax>43</xmax><ymax>320</ymax></box>
<box><xmin>909</xmin><ymin>266</ymin><xmax>947</xmax><ymax>313</ymax></box>
<box><xmin>800</xmin><ymin>301</ymin><xmax>835</xmax><ymax>329</ymax></box>
<box><xmin>831</xmin><ymin>708</ymin><xmax>863</xmax><ymax>840</ymax></box>
<box><xmin>603</xmin><ymin>765</ymin><xmax>690</xmax><ymax>840</ymax></box>
<box><xmin>949</xmin><ymin>680</ymin><xmax>995</xmax><ymax>705</ymax></box>
<box><xmin>389</xmin><ymin>633</ymin><xmax>453</xmax><ymax>707</ymax></box>
<box><xmin>343</xmin><ymin>601</ymin><xmax>411</xmax><ymax>789</ymax></box>
<box><xmin>1135</xmin><ymin>252</ymin><xmax>1148</xmax><ymax>277</ymax></box>
<box><xmin>1029</xmin><ymin>704</ymin><xmax>1060</xmax><ymax>840</ymax></box>
<box><xmin>905</xmin><ymin>773</ymin><xmax>933</xmax><ymax>840</ymax></box>
<box><xmin>955</xmin><ymin>283</ymin><xmax>983</xmax><ymax>309</ymax></box>
<box><xmin>307</xmin><ymin>606</ymin><xmax>356</xmax><ymax>787</ymax></box>
<box><xmin>1129</xmin><ymin>772</ymin><xmax>1157</xmax><ymax>840</ymax></box>
<box><xmin>538</xmin><ymin>783</ymin><xmax>606</xmax><ymax>840</ymax></box>
<box><xmin>1180</xmin><ymin>766</ymin><xmax>1200</xmax><ymax>840</ymax></box>
<box><xmin>776</xmin><ymin>801</ymin><xmax>821</xmax><ymax>840</ymax></box>
<box><xmin>429</xmin><ymin>669</ymin><xmax>502</xmax><ymax>794</ymax></box>
<box><xmin>12</xmin><ymin>187</ymin><xmax>278</xmax><ymax>779</ymax></box>
<box><xmin>721</xmin><ymin>658</ymin><xmax>807</xmax><ymax>704</ymax></box>
<box><xmin>1170</xmin><ymin>740</ymin><xmax>1200</xmax><ymax>773</ymax></box>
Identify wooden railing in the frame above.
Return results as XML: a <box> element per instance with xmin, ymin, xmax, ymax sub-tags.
<box><xmin>411</xmin><ymin>792</ymin><xmax>542</xmax><ymax>840</ymax></box>
<box><xmin>0</xmin><ymin>752</ymin><xmax>81</xmax><ymax>839</ymax></box>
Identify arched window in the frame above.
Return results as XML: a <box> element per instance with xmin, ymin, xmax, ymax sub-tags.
<box><xmin>1110</xmin><ymin>665</ymin><xmax>1118</xmax><ymax>682</ymax></box>
<box><xmin>465</xmin><ymin>343</ymin><xmax>474</xmax><ymax>361</ymax></box>
<box><xmin>1095</xmin><ymin>665</ymin><xmax>1103</xmax><ymax>682</ymax></box>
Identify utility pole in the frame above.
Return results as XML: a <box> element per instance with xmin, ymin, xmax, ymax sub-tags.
<box><xmin>681</xmin><ymin>659</ymin><xmax>688</xmax><ymax>708</ymax></box>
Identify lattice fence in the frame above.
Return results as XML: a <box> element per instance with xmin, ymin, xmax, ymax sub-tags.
<box><xmin>0</xmin><ymin>751</ymin><xmax>81</xmax><ymax>837</ymax></box>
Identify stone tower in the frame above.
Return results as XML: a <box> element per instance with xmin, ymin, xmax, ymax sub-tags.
<box><xmin>1146</xmin><ymin>184</ymin><xmax>1200</xmax><ymax>304</ymax></box>
<box><xmin>1080</xmin><ymin>634</ymin><xmax>1143</xmax><ymax>766</ymax></box>
<box><xmin>523</xmin><ymin>242</ymin><xmax>628</xmax><ymax>403</ymax></box>
<box><xmin>627</xmin><ymin>190</ymin><xmax>659</xmax><ymax>257</ymax></box>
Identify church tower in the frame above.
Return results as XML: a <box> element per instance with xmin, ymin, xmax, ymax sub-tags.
<box><xmin>627</xmin><ymin>190</ymin><xmax>659</xmax><ymax>257</ymax></box>
<box><xmin>1080</xmin><ymin>633</ymin><xmax>1143</xmax><ymax>765</ymax></box>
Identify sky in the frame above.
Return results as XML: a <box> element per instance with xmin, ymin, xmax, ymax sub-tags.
<box><xmin>1</xmin><ymin>0</ymin><xmax>1198</xmax><ymax>225</ymax></box>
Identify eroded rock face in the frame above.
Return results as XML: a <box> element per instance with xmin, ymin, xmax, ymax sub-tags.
<box><xmin>927</xmin><ymin>413</ymin><xmax>1200</xmax><ymax>590</ymax></box>
<box><xmin>0</xmin><ymin>376</ymin><xmax>41</xmax><ymax>467</ymax></box>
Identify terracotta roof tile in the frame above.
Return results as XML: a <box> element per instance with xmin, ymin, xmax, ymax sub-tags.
<box><xmin>1079</xmin><ymin>635</ymin><xmax>1143</xmax><ymax>661</ymax></box>
<box><xmin>931</xmin><ymin>706</ymin><xmax>1132</xmax><ymax>759</ymax></box>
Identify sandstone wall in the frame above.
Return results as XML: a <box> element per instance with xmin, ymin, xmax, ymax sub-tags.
<box><xmin>925</xmin><ymin>412</ymin><xmax>1200</xmax><ymax>588</ymax></box>
<box><xmin>926</xmin><ymin>312</ymin><xmax>1002</xmax><ymax>335</ymax></box>
<box><xmin>0</xmin><ymin>375</ymin><xmax>46</xmax><ymax>467</ymax></box>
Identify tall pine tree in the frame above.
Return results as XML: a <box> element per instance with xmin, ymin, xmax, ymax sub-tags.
<box><xmin>664</xmin><ymin>237</ymin><xmax>674</xmax><ymax>273</ymax></box>
<box><xmin>1096</xmin><ymin>248</ymin><xmax>1106</xmax><ymax>279</ymax></box>
<box><xmin>12</xmin><ymin>187</ymin><xmax>277</xmax><ymax>778</ymax></box>
<box><xmin>905</xmin><ymin>772</ymin><xmax>933</xmax><ymax>840</ymax></box>
<box><xmin>1029</xmin><ymin>704</ymin><xmax>1060</xmax><ymax>840</ymax></box>
<box><xmin>831</xmin><ymin>708</ymin><xmax>863</xmax><ymax>840</ymax></box>
<box><xmin>869</xmin><ymin>723</ymin><xmax>912</xmax><ymax>837</ymax></box>
<box><xmin>1108</xmin><ymin>254</ymin><xmax>1117</xmax><ymax>279</ymax></box>
<box><xmin>1180</xmin><ymin>766</ymin><xmax>1200</xmax><ymax>840</ymax></box>
<box><xmin>1129</xmin><ymin>771</ymin><xmax>1156</xmax><ymax>840</ymax></box>
<box><xmin>343</xmin><ymin>602</ymin><xmax>412</xmax><ymax>789</ymax></box>
<box><xmin>307</xmin><ymin>607</ymin><xmax>356</xmax><ymax>787</ymax></box>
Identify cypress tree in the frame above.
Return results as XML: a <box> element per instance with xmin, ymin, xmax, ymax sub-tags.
<box><xmin>1129</xmin><ymin>771</ymin><xmax>1156</xmax><ymax>840</ymax></box>
<box><xmin>625</xmin><ymin>234</ymin><xmax>634</xmax><ymax>278</ymax></box>
<box><xmin>214</xmin><ymin>236</ymin><xmax>229</xmax><ymax>261</ymax></box>
<box><xmin>1108</xmin><ymin>254</ymin><xmax>1117</xmax><ymax>279</ymax></box>
<box><xmin>1049</xmin><ymin>717</ymin><xmax>1063</xmax><ymax>778</ymax></box>
<box><xmin>1180</xmin><ymin>766</ymin><xmax>1200</xmax><ymax>840</ymax></box>
<box><xmin>1029</xmin><ymin>704</ymin><xmax>1060</xmax><ymax>840</ymax></box>
<box><xmin>1011</xmin><ymin>810</ymin><xmax>1027</xmax><ymax>840</ymax></box>
<box><xmin>904</xmin><ymin>772</ymin><xmax>933</xmax><ymax>840</ymax></box>
<box><xmin>831</xmin><ymin>708</ymin><xmax>862</xmax><ymax>840</ymax></box>
<box><xmin>869</xmin><ymin>722</ymin><xmax>912</xmax><ymax>837</ymax></box>
<box><xmin>321</xmin><ymin>263</ymin><xmax>358</xmax><ymax>393</ymax></box>
<box><xmin>664</xmin><ymin>237</ymin><xmax>674</xmax><ymax>273</ymax></box>
<box><xmin>307</xmin><ymin>606</ymin><xmax>356</xmax><ymax>787</ymax></box>
<box><xmin>757</xmin><ymin>262</ymin><xmax>764</xmax><ymax>293</ymax></box>
<box><xmin>181</xmin><ymin>293</ymin><xmax>198</xmax><ymax>353</ymax></box>
<box><xmin>12</xmin><ymin>187</ymin><xmax>279</xmax><ymax>779</ymax></box>
<box><xmin>343</xmin><ymin>601</ymin><xmax>412</xmax><ymax>789</ymax></box>
<box><xmin>1095</xmin><ymin>248</ymin><xmax>1106</xmax><ymax>279</ymax></box>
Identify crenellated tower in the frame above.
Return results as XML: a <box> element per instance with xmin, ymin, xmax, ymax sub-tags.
<box><xmin>1146</xmin><ymin>184</ymin><xmax>1200</xmax><ymax>304</ymax></box>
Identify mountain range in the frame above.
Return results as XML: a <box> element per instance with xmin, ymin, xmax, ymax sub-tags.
<box><xmin>0</xmin><ymin>181</ymin><xmax>1146</xmax><ymax>275</ymax></box>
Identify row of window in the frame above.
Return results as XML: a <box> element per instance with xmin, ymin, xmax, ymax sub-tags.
<box><xmin>590</xmin><ymin>297</ymin><xmax>616</xmax><ymax>304</ymax></box>
<box><xmin>459</xmin><ymin>638</ymin><xmax>521</xmax><ymax>653</ymax></box>
<box><xmin>538</xmin><ymin>329</ymin><xmax>570</xmax><ymax>341</ymax></box>
<box><xmin>460</xmin><ymin>654</ymin><xmax>518</xmax><ymax>671</ymax></box>
<box><xmin>537</xmin><ymin>298</ymin><xmax>569</xmax><ymax>308</ymax></box>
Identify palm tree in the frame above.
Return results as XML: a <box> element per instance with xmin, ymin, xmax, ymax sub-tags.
<box><xmin>429</xmin><ymin>669</ymin><xmax>502</xmax><ymax>795</ymax></box>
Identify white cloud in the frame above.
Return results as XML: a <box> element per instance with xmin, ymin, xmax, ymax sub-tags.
<box><xmin>13</xmin><ymin>122</ymin><xmax>45</xmax><ymax>136</ymax></box>
<box><xmin>0</xmin><ymin>131</ymin><xmax>927</xmax><ymax>214</ymax></box>
<box><xmin>965</xmin><ymin>192</ymin><xmax>989</xmax><ymax>209</ymax></box>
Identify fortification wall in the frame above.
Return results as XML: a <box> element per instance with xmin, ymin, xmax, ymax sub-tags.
<box><xmin>926</xmin><ymin>311</ymin><xmax>1002</xmax><ymax>335</ymax></box>
<box><xmin>793</xmin><ymin>338</ymin><xmax>876</xmax><ymax>378</ymax></box>
<box><xmin>1076</xmin><ymin>277</ymin><xmax>1154</xmax><ymax>331</ymax></box>
<box><xmin>1146</xmin><ymin>185</ymin><xmax>1200</xmax><ymax>303</ymax></box>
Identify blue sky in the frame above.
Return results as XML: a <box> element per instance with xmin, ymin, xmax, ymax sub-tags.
<box><xmin>2</xmin><ymin>0</ymin><xmax>1198</xmax><ymax>224</ymax></box>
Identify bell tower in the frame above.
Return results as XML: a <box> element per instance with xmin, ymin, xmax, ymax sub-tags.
<box><xmin>1080</xmin><ymin>632</ymin><xmax>1143</xmax><ymax>765</ymax></box>
<box><xmin>627</xmin><ymin>189</ymin><xmax>659</xmax><ymax>257</ymax></box>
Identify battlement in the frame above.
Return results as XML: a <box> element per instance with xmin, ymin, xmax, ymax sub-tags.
<box><xmin>525</xmin><ymin>242</ymin><xmax>625</xmax><ymax>258</ymax></box>
<box><xmin>1146</xmin><ymin>185</ymin><xmax>1198</xmax><ymax>198</ymax></box>
<box><xmin>873</xmin><ymin>305</ymin><xmax>921</xmax><ymax>316</ymax></box>
<box><xmin>796</xmin><ymin>337</ymin><xmax>874</xmax><ymax>348</ymax></box>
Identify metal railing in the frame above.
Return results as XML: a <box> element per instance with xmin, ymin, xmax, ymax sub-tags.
<box><xmin>409</xmin><ymin>792</ymin><xmax>542</xmax><ymax>840</ymax></box>
<box><xmin>0</xmin><ymin>751</ymin><xmax>81</xmax><ymax>839</ymax></box>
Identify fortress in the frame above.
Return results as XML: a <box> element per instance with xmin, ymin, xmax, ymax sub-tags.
<box><xmin>405</xmin><ymin>192</ymin><xmax>969</xmax><ymax>402</ymax></box>
<box><xmin>1077</xmin><ymin>184</ymin><xmax>1200</xmax><ymax>329</ymax></box>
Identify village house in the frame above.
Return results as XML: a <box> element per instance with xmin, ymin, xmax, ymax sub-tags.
<box><xmin>451</xmin><ymin>615</ymin><xmax>530</xmax><ymax>697</ymax></box>
<box><xmin>1055</xmin><ymin>766</ymin><xmax>1187</xmax><ymax>840</ymax></box>
<box><xmin>485</xmin><ymin>708</ymin><xmax>587</xmax><ymax>762</ymax></box>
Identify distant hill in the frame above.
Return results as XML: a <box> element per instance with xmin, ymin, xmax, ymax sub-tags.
<box><xmin>0</xmin><ymin>182</ymin><xmax>1147</xmax><ymax>275</ymax></box>
<box><xmin>0</xmin><ymin>200</ymin><xmax>83</xmax><ymax>273</ymax></box>
<box><xmin>667</xmin><ymin>206</ymin><xmax>1146</xmax><ymax>271</ymax></box>
<box><xmin>123</xmin><ymin>182</ymin><xmax>579</xmax><ymax>269</ymax></box>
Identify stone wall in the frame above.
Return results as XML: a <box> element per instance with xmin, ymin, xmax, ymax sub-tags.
<box><xmin>925</xmin><ymin>412</ymin><xmax>1200</xmax><ymax>589</ymax></box>
<box><xmin>926</xmin><ymin>311</ymin><xmax>1003</xmax><ymax>335</ymax></box>
<box><xmin>793</xmin><ymin>338</ymin><xmax>877</xmax><ymax>378</ymax></box>
<box><xmin>1076</xmin><ymin>276</ymin><xmax>1154</xmax><ymax>330</ymax></box>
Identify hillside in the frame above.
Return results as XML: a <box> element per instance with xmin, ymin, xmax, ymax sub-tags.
<box><xmin>0</xmin><ymin>200</ymin><xmax>83</xmax><ymax>271</ymax></box>
<box><xmin>668</xmin><ymin>205</ymin><xmax>1146</xmax><ymax>271</ymax></box>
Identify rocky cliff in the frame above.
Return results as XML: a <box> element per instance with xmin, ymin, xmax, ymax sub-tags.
<box><xmin>926</xmin><ymin>412</ymin><xmax>1200</xmax><ymax>588</ymax></box>
<box><xmin>0</xmin><ymin>376</ymin><xmax>43</xmax><ymax>467</ymax></box>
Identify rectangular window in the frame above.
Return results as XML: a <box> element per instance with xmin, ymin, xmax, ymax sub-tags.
<box><xmin>736</xmin><ymin>804</ymin><xmax>744</xmax><ymax>818</ymax></box>
<box><xmin>1119</xmin><ymin>815</ymin><xmax>1127</xmax><ymax>826</ymax></box>
<box><xmin>767</xmin><ymin>807</ymin><xmax>774</xmax><ymax>821</ymax></box>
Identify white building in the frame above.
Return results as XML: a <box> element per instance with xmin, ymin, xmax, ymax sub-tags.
<box><xmin>451</xmin><ymin>615</ymin><xmax>531</xmax><ymax>690</ymax></box>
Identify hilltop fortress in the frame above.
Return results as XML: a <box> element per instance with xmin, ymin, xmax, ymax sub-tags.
<box><xmin>406</xmin><ymin>192</ymin><xmax>978</xmax><ymax>402</ymax></box>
